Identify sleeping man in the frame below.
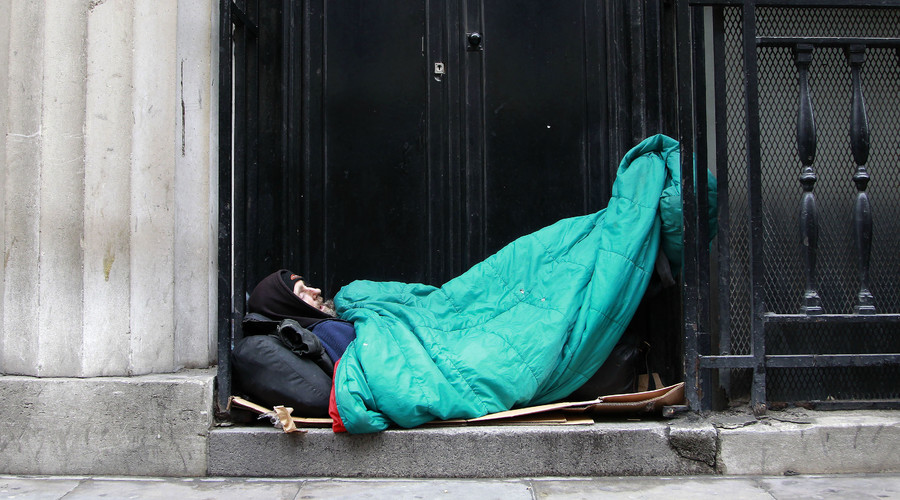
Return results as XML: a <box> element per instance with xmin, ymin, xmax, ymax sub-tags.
<box><xmin>232</xmin><ymin>134</ymin><xmax>717</xmax><ymax>433</ymax></box>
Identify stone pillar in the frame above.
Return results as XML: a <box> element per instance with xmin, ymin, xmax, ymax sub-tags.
<box><xmin>1</xmin><ymin>0</ymin><xmax>217</xmax><ymax>377</ymax></box>
<box><xmin>0</xmin><ymin>0</ymin><xmax>10</xmax><ymax>375</ymax></box>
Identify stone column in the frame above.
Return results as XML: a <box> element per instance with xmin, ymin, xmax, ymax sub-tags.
<box><xmin>1</xmin><ymin>0</ymin><xmax>217</xmax><ymax>378</ymax></box>
<box><xmin>0</xmin><ymin>0</ymin><xmax>218</xmax><ymax>476</ymax></box>
<box><xmin>0</xmin><ymin>0</ymin><xmax>10</xmax><ymax>374</ymax></box>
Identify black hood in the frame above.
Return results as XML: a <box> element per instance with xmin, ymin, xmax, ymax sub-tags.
<box><xmin>246</xmin><ymin>269</ymin><xmax>332</xmax><ymax>328</ymax></box>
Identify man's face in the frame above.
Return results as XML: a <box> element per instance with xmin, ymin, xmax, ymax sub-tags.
<box><xmin>292</xmin><ymin>279</ymin><xmax>335</xmax><ymax>315</ymax></box>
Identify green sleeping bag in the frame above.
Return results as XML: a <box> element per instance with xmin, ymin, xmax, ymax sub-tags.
<box><xmin>333</xmin><ymin>134</ymin><xmax>716</xmax><ymax>433</ymax></box>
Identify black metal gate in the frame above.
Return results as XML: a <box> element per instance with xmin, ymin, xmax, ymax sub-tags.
<box><xmin>678</xmin><ymin>0</ymin><xmax>900</xmax><ymax>413</ymax></box>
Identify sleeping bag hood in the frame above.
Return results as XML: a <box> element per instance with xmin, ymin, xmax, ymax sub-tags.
<box><xmin>247</xmin><ymin>270</ymin><xmax>333</xmax><ymax>328</ymax></box>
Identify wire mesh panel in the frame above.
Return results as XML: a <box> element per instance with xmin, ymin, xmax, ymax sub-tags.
<box><xmin>681</xmin><ymin>1</ymin><xmax>900</xmax><ymax>410</ymax></box>
<box><xmin>754</xmin><ymin>8</ymin><xmax>900</xmax><ymax>316</ymax></box>
<box><xmin>767</xmin><ymin>323</ymin><xmax>900</xmax><ymax>401</ymax></box>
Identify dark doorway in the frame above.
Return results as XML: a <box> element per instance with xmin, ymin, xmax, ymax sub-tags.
<box><xmin>218</xmin><ymin>0</ymin><xmax>677</xmax><ymax>412</ymax></box>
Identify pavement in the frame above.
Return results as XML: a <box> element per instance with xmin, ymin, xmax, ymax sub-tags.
<box><xmin>2</xmin><ymin>474</ymin><xmax>899</xmax><ymax>499</ymax></box>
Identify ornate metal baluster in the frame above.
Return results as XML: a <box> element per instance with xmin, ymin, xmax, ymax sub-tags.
<box><xmin>847</xmin><ymin>44</ymin><xmax>876</xmax><ymax>314</ymax></box>
<box><xmin>796</xmin><ymin>44</ymin><xmax>823</xmax><ymax>315</ymax></box>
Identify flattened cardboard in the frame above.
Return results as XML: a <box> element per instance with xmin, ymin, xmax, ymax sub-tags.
<box><xmin>454</xmin><ymin>398</ymin><xmax>603</xmax><ymax>423</ymax></box>
<box><xmin>580</xmin><ymin>382</ymin><xmax>685</xmax><ymax>413</ymax></box>
<box><xmin>228</xmin><ymin>396</ymin><xmax>591</xmax><ymax>429</ymax></box>
<box><xmin>229</xmin><ymin>396</ymin><xmax>332</xmax><ymax>427</ymax></box>
<box><xmin>230</xmin><ymin>382</ymin><xmax>683</xmax><ymax>433</ymax></box>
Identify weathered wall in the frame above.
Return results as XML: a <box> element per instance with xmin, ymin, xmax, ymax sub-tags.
<box><xmin>1</xmin><ymin>0</ymin><xmax>217</xmax><ymax>377</ymax></box>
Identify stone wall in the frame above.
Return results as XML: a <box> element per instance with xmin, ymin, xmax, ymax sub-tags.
<box><xmin>0</xmin><ymin>0</ymin><xmax>217</xmax><ymax>377</ymax></box>
<box><xmin>0</xmin><ymin>370</ymin><xmax>215</xmax><ymax>476</ymax></box>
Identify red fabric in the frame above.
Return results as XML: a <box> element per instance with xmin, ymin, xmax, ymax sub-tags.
<box><xmin>329</xmin><ymin>360</ymin><xmax>347</xmax><ymax>433</ymax></box>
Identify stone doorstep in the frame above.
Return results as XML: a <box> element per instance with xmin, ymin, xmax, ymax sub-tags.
<box><xmin>714</xmin><ymin>409</ymin><xmax>900</xmax><ymax>475</ymax></box>
<box><xmin>2</xmin><ymin>371</ymin><xmax>899</xmax><ymax>477</ymax></box>
<box><xmin>0</xmin><ymin>370</ymin><xmax>216</xmax><ymax>477</ymax></box>
<box><xmin>208</xmin><ymin>409</ymin><xmax>900</xmax><ymax>478</ymax></box>
<box><xmin>208</xmin><ymin>420</ymin><xmax>717</xmax><ymax>478</ymax></box>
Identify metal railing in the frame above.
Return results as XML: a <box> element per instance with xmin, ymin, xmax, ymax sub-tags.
<box><xmin>217</xmin><ymin>0</ymin><xmax>259</xmax><ymax>415</ymax></box>
<box><xmin>677</xmin><ymin>0</ymin><xmax>900</xmax><ymax>413</ymax></box>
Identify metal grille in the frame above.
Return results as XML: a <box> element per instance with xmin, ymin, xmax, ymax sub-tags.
<box><xmin>723</xmin><ymin>7</ymin><xmax>751</xmax><ymax>357</ymax></box>
<box><xmin>755</xmin><ymin>23</ymin><xmax>900</xmax><ymax>316</ymax></box>
<box><xmin>769</xmin><ymin>365</ymin><xmax>900</xmax><ymax>401</ymax></box>
<box><xmin>757</xmin><ymin>7</ymin><xmax>900</xmax><ymax>38</ymax></box>
<box><xmin>718</xmin><ymin>6</ymin><xmax>900</xmax><ymax>404</ymax></box>
<box><xmin>721</xmin><ymin>6</ymin><xmax>753</xmax><ymax>400</ymax></box>
<box><xmin>767</xmin><ymin>323</ymin><xmax>900</xmax><ymax>401</ymax></box>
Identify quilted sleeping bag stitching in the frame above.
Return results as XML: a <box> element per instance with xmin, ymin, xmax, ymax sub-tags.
<box><xmin>333</xmin><ymin>134</ymin><xmax>710</xmax><ymax>433</ymax></box>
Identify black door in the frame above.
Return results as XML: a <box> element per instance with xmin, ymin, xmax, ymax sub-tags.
<box><xmin>287</xmin><ymin>0</ymin><xmax>647</xmax><ymax>295</ymax></box>
<box><xmin>318</xmin><ymin>1</ymin><xmax>434</xmax><ymax>288</ymax></box>
<box><xmin>473</xmin><ymin>1</ymin><xmax>609</xmax><ymax>256</ymax></box>
<box><xmin>219</xmin><ymin>0</ymin><xmax>677</xmax><ymax>412</ymax></box>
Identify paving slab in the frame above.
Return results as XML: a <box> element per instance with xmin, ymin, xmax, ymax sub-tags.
<box><xmin>758</xmin><ymin>474</ymin><xmax>900</xmax><ymax>500</ymax></box>
<box><xmin>62</xmin><ymin>477</ymin><xmax>304</xmax><ymax>500</ymax></box>
<box><xmin>530</xmin><ymin>476</ymin><xmax>774</xmax><ymax>500</ymax></box>
<box><xmin>0</xmin><ymin>476</ymin><xmax>82</xmax><ymax>500</ymax></box>
<box><xmin>296</xmin><ymin>478</ymin><xmax>534</xmax><ymax>499</ymax></box>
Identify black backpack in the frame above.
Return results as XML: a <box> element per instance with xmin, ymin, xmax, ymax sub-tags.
<box><xmin>231</xmin><ymin>314</ymin><xmax>334</xmax><ymax>417</ymax></box>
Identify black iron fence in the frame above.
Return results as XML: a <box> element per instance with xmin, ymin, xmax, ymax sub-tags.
<box><xmin>678</xmin><ymin>0</ymin><xmax>900</xmax><ymax>413</ymax></box>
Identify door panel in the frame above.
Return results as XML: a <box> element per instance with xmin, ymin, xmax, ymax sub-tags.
<box><xmin>322</xmin><ymin>1</ymin><xmax>431</xmax><ymax>290</ymax></box>
<box><xmin>480</xmin><ymin>1</ymin><xmax>596</xmax><ymax>254</ymax></box>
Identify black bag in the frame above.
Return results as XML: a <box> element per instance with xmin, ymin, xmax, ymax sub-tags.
<box><xmin>230</xmin><ymin>313</ymin><xmax>334</xmax><ymax>417</ymax></box>
<box><xmin>242</xmin><ymin>313</ymin><xmax>333</xmax><ymax>373</ymax></box>
<box><xmin>567</xmin><ymin>330</ymin><xmax>645</xmax><ymax>400</ymax></box>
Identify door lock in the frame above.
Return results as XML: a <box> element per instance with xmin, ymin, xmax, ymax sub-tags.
<box><xmin>433</xmin><ymin>62</ymin><xmax>446</xmax><ymax>81</ymax></box>
<box><xmin>466</xmin><ymin>32</ymin><xmax>483</xmax><ymax>51</ymax></box>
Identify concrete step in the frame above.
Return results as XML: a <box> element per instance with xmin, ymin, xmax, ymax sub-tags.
<box><xmin>0</xmin><ymin>370</ymin><xmax>216</xmax><ymax>477</ymax></box>
<box><xmin>208</xmin><ymin>418</ymin><xmax>715</xmax><ymax>477</ymax></box>
<box><xmin>208</xmin><ymin>409</ymin><xmax>900</xmax><ymax>478</ymax></box>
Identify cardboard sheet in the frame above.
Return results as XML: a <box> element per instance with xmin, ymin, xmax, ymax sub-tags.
<box><xmin>229</xmin><ymin>382</ymin><xmax>683</xmax><ymax>434</ymax></box>
<box><xmin>229</xmin><ymin>396</ymin><xmax>332</xmax><ymax>428</ymax></box>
